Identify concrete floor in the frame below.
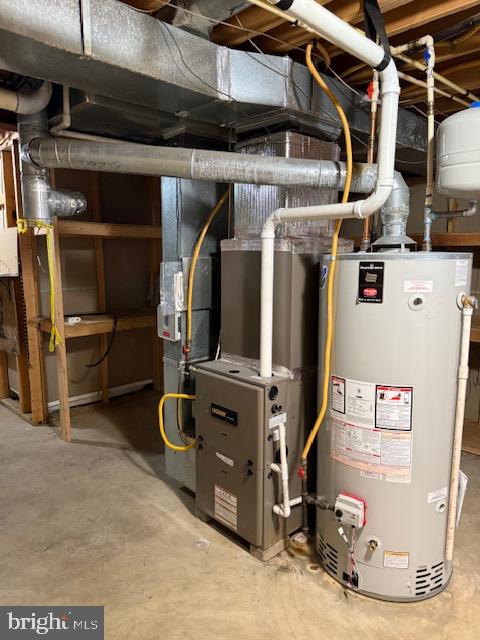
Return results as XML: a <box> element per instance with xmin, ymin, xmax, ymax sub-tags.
<box><xmin>0</xmin><ymin>390</ymin><xmax>479</xmax><ymax>640</ymax></box>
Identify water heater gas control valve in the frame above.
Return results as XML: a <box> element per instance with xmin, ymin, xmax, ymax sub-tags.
<box><xmin>334</xmin><ymin>493</ymin><xmax>366</xmax><ymax>529</ymax></box>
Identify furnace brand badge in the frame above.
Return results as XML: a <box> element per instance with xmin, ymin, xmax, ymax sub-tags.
<box><xmin>0</xmin><ymin>606</ymin><xmax>104</xmax><ymax>638</ymax></box>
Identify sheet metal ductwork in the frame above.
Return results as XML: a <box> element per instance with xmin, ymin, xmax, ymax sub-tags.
<box><xmin>0</xmin><ymin>0</ymin><xmax>427</xmax><ymax>152</ymax></box>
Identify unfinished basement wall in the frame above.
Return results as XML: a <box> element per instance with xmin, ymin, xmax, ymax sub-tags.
<box><xmin>8</xmin><ymin>170</ymin><xmax>159</xmax><ymax>408</ymax></box>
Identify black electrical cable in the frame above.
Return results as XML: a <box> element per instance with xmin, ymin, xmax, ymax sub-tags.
<box><xmin>85</xmin><ymin>313</ymin><xmax>117</xmax><ymax>368</ymax></box>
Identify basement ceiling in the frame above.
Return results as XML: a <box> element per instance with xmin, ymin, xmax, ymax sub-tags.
<box><xmin>124</xmin><ymin>0</ymin><xmax>480</xmax><ymax>117</ymax></box>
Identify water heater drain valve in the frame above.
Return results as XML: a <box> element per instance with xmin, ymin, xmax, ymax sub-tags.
<box><xmin>334</xmin><ymin>493</ymin><xmax>367</xmax><ymax>529</ymax></box>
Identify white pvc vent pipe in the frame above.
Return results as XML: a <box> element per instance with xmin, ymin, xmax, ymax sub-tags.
<box><xmin>259</xmin><ymin>0</ymin><xmax>400</xmax><ymax>377</ymax></box>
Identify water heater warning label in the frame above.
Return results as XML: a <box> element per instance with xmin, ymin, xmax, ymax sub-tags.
<box><xmin>331</xmin><ymin>376</ymin><xmax>375</xmax><ymax>427</ymax></box>
<box><xmin>330</xmin><ymin>419</ymin><xmax>412</xmax><ymax>478</ymax></box>
<box><xmin>384</xmin><ymin>550</ymin><xmax>409</xmax><ymax>569</ymax></box>
<box><xmin>331</xmin><ymin>376</ymin><xmax>414</xmax><ymax>480</ymax></box>
<box><xmin>375</xmin><ymin>386</ymin><xmax>413</xmax><ymax>431</ymax></box>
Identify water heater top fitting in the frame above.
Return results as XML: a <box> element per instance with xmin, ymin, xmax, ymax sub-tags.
<box><xmin>437</xmin><ymin>103</ymin><xmax>480</xmax><ymax>199</ymax></box>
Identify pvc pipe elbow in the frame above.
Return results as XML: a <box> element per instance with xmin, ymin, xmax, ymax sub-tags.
<box><xmin>379</xmin><ymin>59</ymin><xmax>400</xmax><ymax>95</ymax></box>
<box><xmin>261</xmin><ymin>216</ymin><xmax>276</xmax><ymax>239</ymax></box>
<box><xmin>273</xmin><ymin>504</ymin><xmax>291</xmax><ymax>518</ymax></box>
<box><xmin>354</xmin><ymin>184</ymin><xmax>394</xmax><ymax>219</ymax></box>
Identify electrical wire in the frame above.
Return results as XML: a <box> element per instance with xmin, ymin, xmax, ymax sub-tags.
<box><xmin>158</xmin><ymin>0</ymin><xmax>327</xmax><ymax>64</ymax></box>
<box><xmin>158</xmin><ymin>393</ymin><xmax>196</xmax><ymax>452</ymax></box>
<box><xmin>154</xmin><ymin>1</ymin><xmax>369</xmax><ymax>143</ymax></box>
<box><xmin>86</xmin><ymin>314</ymin><xmax>117</xmax><ymax>368</ymax></box>
<box><xmin>156</xmin><ymin>20</ymin><xmax>273</xmax><ymax>134</ymax></box>
<box><xmin>301</xmin><ymin>41</ymin><xmax>353</xmax><ymax>463</ymax></box>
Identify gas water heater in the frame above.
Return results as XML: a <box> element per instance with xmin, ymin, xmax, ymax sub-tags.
<box><xmin>316</xmin><ymin>252</ymin><xmax>472</xmax><ymax>601</ymax></box>
<box><xmin>315</xmin><ymin>104</ymin><xmax>480</xmax><ymax>600</ymax></box>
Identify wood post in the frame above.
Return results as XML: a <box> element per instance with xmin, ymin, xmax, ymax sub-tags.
<box><xmin>148</xmin><ymin>177</ymin><xmax>163</xmax><ymax>393</ymax></box>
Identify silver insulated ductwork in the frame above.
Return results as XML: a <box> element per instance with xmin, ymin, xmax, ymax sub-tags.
<box><xmin>24</xmin><ymin>133</ymin><xmax>411</xmax><ymax>240</ymax></box>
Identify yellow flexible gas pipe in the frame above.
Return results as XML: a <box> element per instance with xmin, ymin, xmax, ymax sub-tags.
<box><xmin>301</xmin><ymin>42</ymin><xmax>353</xmax><ymax>462</ymax></box>
<box><xmin>160</xmin><ymin>188</ymin><xmax>230</xmax><ymax>453</ymax></box>
<box><xmin>184</xmin><ymin>187</ymin><xmax>231</xmax><ymax>361</ymax></box>
<box><xmin>158</xmin><ymin>393</ymin><xmax>196</xmax><ymax>452</ymax></box>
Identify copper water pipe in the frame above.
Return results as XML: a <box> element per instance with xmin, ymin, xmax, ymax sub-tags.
<box><xmin>360</xmin><ymin>70</ymin><xmax>379</xmax><ymax>251</ymax></box>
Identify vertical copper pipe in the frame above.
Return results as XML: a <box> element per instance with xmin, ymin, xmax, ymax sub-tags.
<box><xmin>361</xmin><ymin>72</ymin><xmax>379</xmax><ymax>251</ymax></box>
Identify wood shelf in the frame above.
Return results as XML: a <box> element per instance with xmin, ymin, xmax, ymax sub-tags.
<box><xmin>57</xmin><ymin>220</ymin><xmax>161</xmax><ymax>239</ymax></box>
<box><xmin>31</xmin><ymin>309</ymin><xmax>156</xmax><ymax>339</ymax></box>
<box><xmin>410</xmin><ymin>233</ymin><xmax>480</xmax><ymax>248</ymax></box>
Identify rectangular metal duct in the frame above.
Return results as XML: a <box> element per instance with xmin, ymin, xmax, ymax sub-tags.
<box><xmin>0</xmin><ymin>0</ymin><xmax>427</xmax><ymax>153</ymax></box>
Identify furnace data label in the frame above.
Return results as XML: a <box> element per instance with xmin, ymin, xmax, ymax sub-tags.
<box><xmin>375</xmin><ymin>385</ymin><xmax>413</xmax><ymax>431</ymax></box>
<box><xmin>214</xmin><ymin>485</ymin><xmax>237</xmax><ymax>531</ymax></box>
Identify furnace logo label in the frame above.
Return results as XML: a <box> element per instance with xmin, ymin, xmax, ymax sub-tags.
<box><xmin>0</xmin><ymin>607</ymin><xmax>104</xmax><ymax>638</ymax></box>
<box><xmin>210</xmin><ymin>403</ymin><xmax>238</xmax><ymax>426</ymax></box>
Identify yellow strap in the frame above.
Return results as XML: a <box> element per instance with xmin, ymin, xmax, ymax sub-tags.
<box><xmin>44</xmin><ymin>224</ymin><xmax>62</xmax><ymax>352</ymax></box>
<box><xmin>16</xmin><ymin>218</ymin><xmax>28</xmax><ymax>234</ymax></box>
<box><xmin>17</xmin><ymin>218</ymin><xmax>63</xmax><ymax>352</ymax></box>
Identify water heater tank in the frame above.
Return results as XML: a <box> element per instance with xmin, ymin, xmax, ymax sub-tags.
<box><xmin>316</xmin><ymin>253</ymin><xmax>472</xmax><ymax>601</ymax></box>
<box><xmin>437</xmin><ymin>104</ymin><xmax>480</xmax><ymax>198</ymax></box>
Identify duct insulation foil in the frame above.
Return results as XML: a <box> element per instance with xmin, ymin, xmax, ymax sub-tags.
<box><xmin>316</xmin><ymin>252</ymin><xmax>473</xmax><ymax>601</ymax></box>
<box><xmin>234</xmin><ymin>131</ymin><xmax>340</xmax><ymax>238</ymax></box>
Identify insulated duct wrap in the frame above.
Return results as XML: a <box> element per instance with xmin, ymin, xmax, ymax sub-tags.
<box><xmin>234</xmin><ymin>132</ymin><xmax>340</xmax><ymax>238</ymax></box>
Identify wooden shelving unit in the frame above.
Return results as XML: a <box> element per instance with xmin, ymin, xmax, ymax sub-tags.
<box><xmin>8</xmin><ymin>162</ymin><xmax>164</xmax><ymax>441</ymax></box>
<box><xmin>31</xmin><ymin>309</ymin><xmax>156</xmax><ymax>339</ymax></box>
